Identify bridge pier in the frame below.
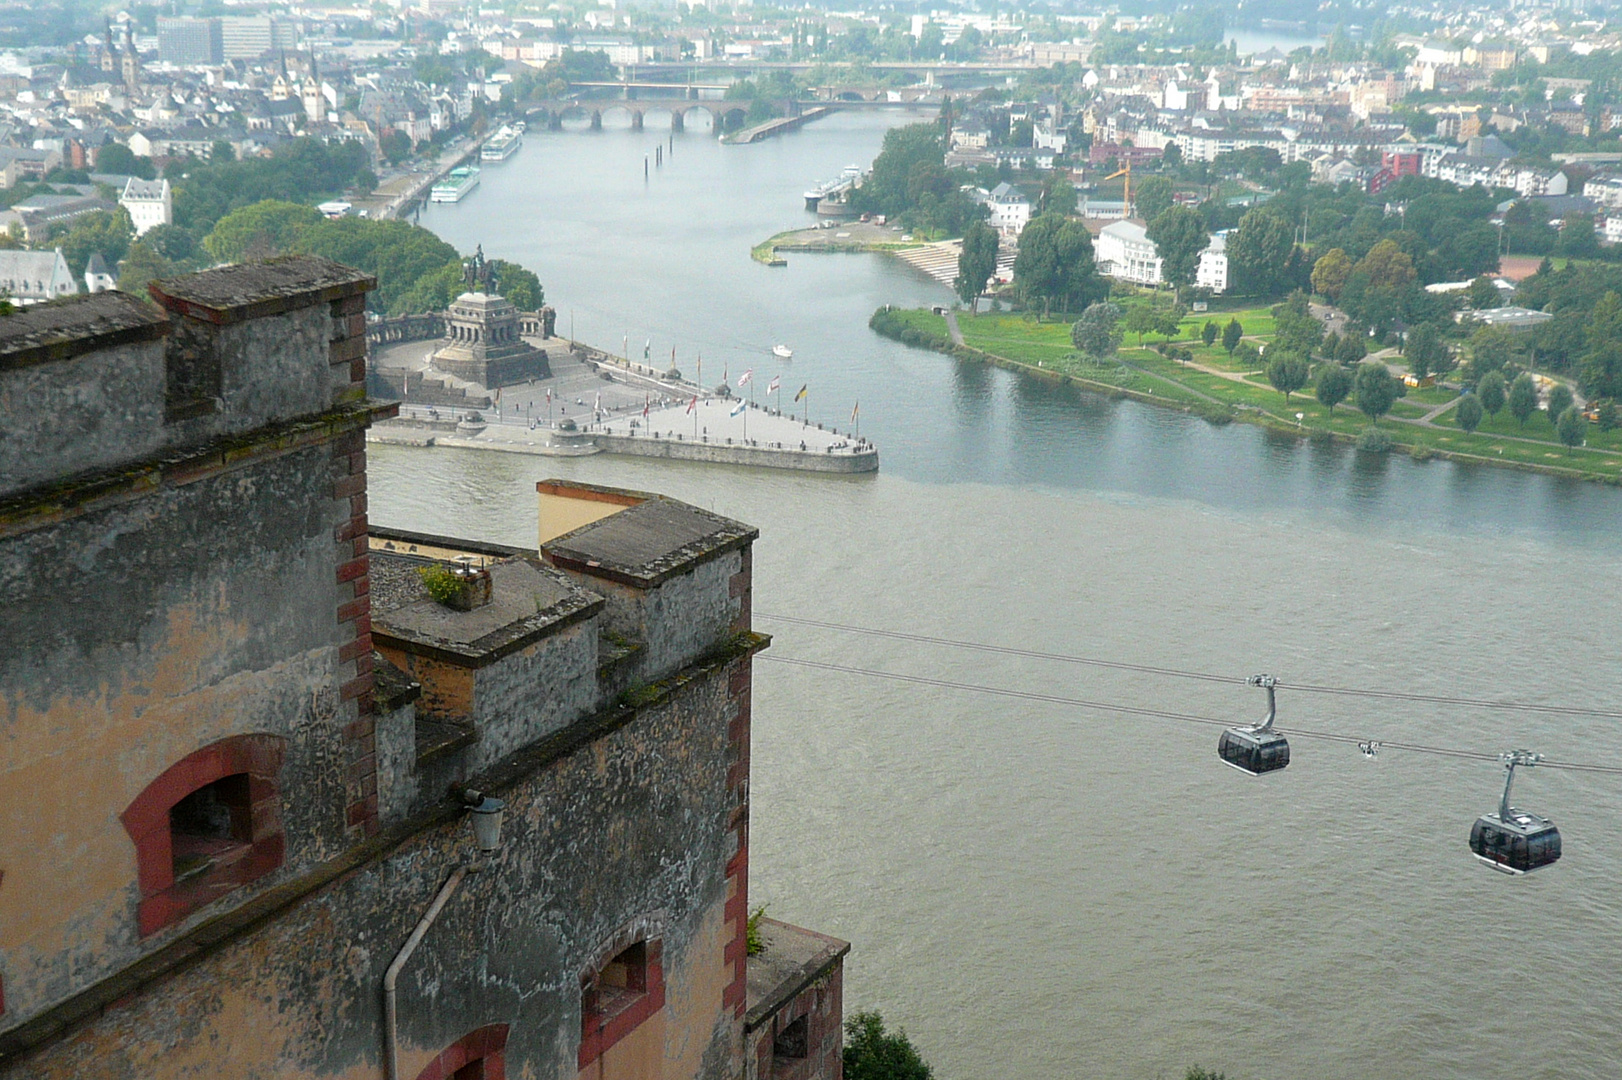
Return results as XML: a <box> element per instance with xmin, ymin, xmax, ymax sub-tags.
<box><xmin>671</xmin><ymin>110</ymin><xmax>684</xmax><ymax>132</ymax></box>
<box><xmin>590</xmin><ymin>109</ymin><xmax>602</xmax><ymax>131</ymax></box>
<box><xmin>631</xmin><ymin>110</ymin><xmax>644</xmax><ymax>131</ymax></box>
<box><xmin>549</xmin><ymin>110</ymin><xmax>563</xmax><ymax>131</ymax></box>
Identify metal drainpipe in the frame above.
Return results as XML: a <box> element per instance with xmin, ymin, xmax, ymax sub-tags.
<box><xmin>383</xmin><ymin>860</ymin><xmax>482</xmax><ymax>1080</ymax></box>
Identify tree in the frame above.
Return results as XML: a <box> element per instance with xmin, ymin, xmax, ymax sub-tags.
<box><xmin>1557</xmin><ymin>405</ymin><xmax>1586</xmax><ymax>448</ymax></box>
<box><xmin>55</xmin><ymin>207</ymin><xmax>136</xmax><ymax>278</ymax></box>
<box><xmin>1012</xmin><ymin>213</ymin><xmax>1105</xmax><ymax>313</ymax></box>
<box><xmin>1578</xmin><ymin>291</ymin><xmax>1622</xmax><ymax>399</ymax></box>
<box><xmin>850</xmin><ymin>123</ymin><xmax>946</xmax><ymax>220</ymax></box>
<box><xmin>1155</xmin><ymin>304</ymin><xmax>1187</xmax><ymax>341</ymax></box>
<box><xmin>1071</xmin><ymin>301</ymin><xmax>1123</xmax><ymax>359</ymax></box>
<box><xmin>1466</xmin><ymin>275</ymin><xmax>1502</xmax><ymax>311</ymax></box>
<box><xmin>1310</xmin><ymin>248</ymin><xmax>1353</xmax><ymax>301</ymax></box>
<box><xmin>1266</xmin><ymin>352</ymin><xmax>1310</xmax><ymax>404</ymax></box>
<box><xmin>1354</xmin><ymin>238</ymin><xmax>1418</xmax><ymax>290</ymax></box>
<box><xmin>1125</xmin><ymin>304</ymin><xmax>1157</xmax><ymax>347</ymax></box>
<box><xmin>1597</xmin><ymin>401</ymin><xmax>1618</xmax><ymax>432</ymax></box>
<box><xmin>117</xmin><ymin>240</ymin><xmax>173</xmax><ymax>297</ymax></box>
<box><xmin>1508</xmin><ymin>372</ymin><xmax>1539</xmax><ymax>426</ymax></box>
<box><xmin>1466</xmin><ymin>326</ymin><xmax>1520</xmax><ymax>382</ymax></box>
<box><xmin>1316</xmin><ymin>363</ymin><xmax>1352</xmax><ymax>415</ymax></box>
<box><xmin>1272</xmin><ymin>292</ymin><xmax>1324</xmax><ymax>357</ymax></box>
<box><xmin>1478</xmin><ymin>370</ymin><xmax>1506</xmax><ymax>416</ymax></box>
<box><xmin>204</xmin><ymin>200</ymin><xmax>323</xmax><ymax>262</ymax></box>
<box><xmin>1222</xmin><ymin>317</ymin><xmax>1242</xmax><ymax>357</ymax></box>
<box><xmin>94</xmin><ymin>142</ymin><xmax>156</xmax><ymax>179</ymax></box>
<box><xmin>1227</xmin><ymin>209</ymin><xmax>1295</xmax><ymax>296</ymax></box>
<box><xmin>1355</xmin><ymin>361</ymin><xmax>1398</xmax><ymax>423</ymax></box>
<box><xmin>1042</xmin><ymin>174</ymin><xmax>1076</xmax><ymax>216</ymax></box>
<box><xmin>380</xmin><ymin>129</ymin><xmax>413</xmax><ymax>164</ymax></box>
<box><xmin>1201</xmin><ymin>319</ymin><xmax>1218</xmax><ymax>348</ymax></box>
<box><xmin>1546</xmin><ymin>383</ymin><xmax>1574</xmax><ymax>426</ymax></box>
<box><xmin>954</xmin><ymin>220</ymin><xmax>999</xmax><ymax>305</ymax></box>
<box><xmin>1146</xmin><ymin>205</ymin><xmax>1209</xmax><ymax>293</ymax></box>
<box><xmin>1456</xmin><ymin>392</ymin><xmax>1483</xmax><ymax>432</ymax></box>
<box><xmin>1335</xmin><ymin>332</ymin><xmax>1367</xmax><ymax>366</ymax></box>
<box><xmin>489</xmin><ymin>259</ymin><xmax>544</xmax><ymax>310</ymax></box>
<box><xmin>1405</xmin><ymin>324</ymin><xmax>1445</xmax><ymax>381</ymax></box>
<box><xmin>1133</xmin><ymin>175</ymin><xmax>1174</xmax><ymax>223</ymax></box>
<box><xmin>844</xmin><ymin>1012</ymin><xmax>932</xmax><ymax>1080</ymax></box>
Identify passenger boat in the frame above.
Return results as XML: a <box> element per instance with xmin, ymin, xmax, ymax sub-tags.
<box><xmin>430</xmin><ymin>166</ymin><xmax>481</xmax><ymax>203</ymax></box>
<box><xmin>772</xmin><ymin>345</ymin><xmax>793</xmax><ymax>359</ymax></box>
<box><xmin>481</xmin><ymin>126</ymin><xmax>522</xmax><ymax>162</ymax></box>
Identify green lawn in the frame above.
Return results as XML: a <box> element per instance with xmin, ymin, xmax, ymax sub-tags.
<box><xmin>894</xmin><ymin>308</ymin><xmax>1622</xmax><ymax>481</ymax></box>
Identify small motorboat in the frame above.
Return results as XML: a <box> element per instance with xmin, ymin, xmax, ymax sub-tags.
<box><xmin>772</xmin><ymin>345</ymin><xmax>793</xmax><ymax>359</ymax></box>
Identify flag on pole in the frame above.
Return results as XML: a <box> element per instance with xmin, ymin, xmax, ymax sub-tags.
<box><xmin>851</xmin><ymin>401</ymin><xmax>859</xmax><ymax>423</ymax></box>
<box><xmin>495</xmin><ymin>387</ymin><xmax>502</xmax><ymax>403</ymax></box>
<box><xmin>730</xmin><ymin>400</ymin><xmax>746</xmax><ymax>417</ymax></box>
<box><xmin>738</xmin><ymin>368</ymin><xmax>753</xmax><ymax>387</ymax></box>
<box><xmin>768</xmin><ymin>375</ymin><xmax>780</xmax><ymax>394</ymax></box>
<box><xmin>794</xmin><ymin>384</ymin><xmax>808</xmax><ymax>402</ymax></box>
<box><xmin>643</xmin><ymin>395</ymin><xmax>649</xmax><ymax>419</ymax></box>
<box><xmin>723</xmin><ymin>362</ymin><xmax>729</xmax><ymax>383</ymax></box>
<box><xmin>594</xmin><ymin>391</ymin><xmax>601</xmax><ymax>413</ymax></box>
<box><xmin>644</xmin><ymin>339</ymin><xmax>650</xmax><ymax>359</ymax></box>
<box><xmin>686</xmin><ymin>395</ymin><xmax>698</xmax><ymax>414</ymax></box>
<box><xmin>546</xmin><ymin>388</ymin><xmax>552</xmax><ymax>403</ymax></box>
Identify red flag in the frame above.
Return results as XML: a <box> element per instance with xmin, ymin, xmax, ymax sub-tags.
<box><xmin>686</xmin><ymin>395</ymin><xmax>698</xmax><ymax>414</ymax></box>
<box><xmin>643</xmin><ymin>396</ymin><xmax>649</xmax><ymax>419</ymax></box>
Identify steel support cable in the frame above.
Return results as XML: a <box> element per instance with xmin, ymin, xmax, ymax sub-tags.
<box><xmin>756</xmin><ymin>613</ymin><xmax>1622</xmax><ymax>721</ymax></box>
<box><xmin>759</xmin><ymin>655</ymin><xmax>1622</xmax><ymax>776</ymax></box>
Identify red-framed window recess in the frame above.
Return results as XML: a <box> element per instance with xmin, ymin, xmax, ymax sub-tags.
<box><xmin>413</xmin><ymin>1024</ymin><xmax>510</xmax><ymax>1080</ymax></box>
<box><xmin>120</xmin><ymin>733</ymin><xmax>288</xmax><ymax>937</ymax></box>
<box><xmin>578</xmin><ymin>916</ymin><xmax>668</xmax><ymax>1072</ymax></box>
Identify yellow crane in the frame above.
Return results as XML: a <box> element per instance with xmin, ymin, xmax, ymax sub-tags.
<box><xmin>1105</xmin><ymin>159</ymin><xmax>1134</xmax><ymax>219</ymax></box>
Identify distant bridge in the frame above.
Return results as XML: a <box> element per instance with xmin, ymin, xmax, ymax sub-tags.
<box><xmin>524</xmin><ymin>99</ymin><xmax>754</xmax><ymax>131</ymax></box>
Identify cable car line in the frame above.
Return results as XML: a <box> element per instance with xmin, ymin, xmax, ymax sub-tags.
<box><xmin>758</xmin><ymin>654</ymin><xmax>1622</xmax><ymax>776</ymax></box>
<box><xmin>755</xmin><ymin>613</ymin><xmax>1622</xmax><ymax>721</ymax></box>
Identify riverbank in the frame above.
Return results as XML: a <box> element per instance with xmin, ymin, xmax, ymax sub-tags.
<box><xmin>874</xmin><ymin>307</ymin><xmax>1622</xmax><ymax>485</ymax></box>
<box><xmin>752</xmin><ymin>221</ymin><xmax>928</xmax><ymax>265</ymax></box>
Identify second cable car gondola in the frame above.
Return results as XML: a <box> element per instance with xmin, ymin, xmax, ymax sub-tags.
<box><xmin>1217</xmin><ymin>674</ymin><xmax>1290</xmax><ymax>776</ymax></box>
<box><xmin>1469</xmin><ymin>750</ymin><xmax>1562</xmax><ymax>875</ymax></box>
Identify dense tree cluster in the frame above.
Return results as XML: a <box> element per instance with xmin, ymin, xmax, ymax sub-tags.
<box><xmin>1013</xmin><ymin>213</ymin><xmax>1107</xmax><ymax>314</ymax></box>
<box><xmin>847</xmin><ymin>122</ymin><xmax>985</xmax><ymax>237</ymax></box>
<box><xmin>202</xmin><ymin>201</ymin><xmax>544</xmax><ymax>315</ymax></box>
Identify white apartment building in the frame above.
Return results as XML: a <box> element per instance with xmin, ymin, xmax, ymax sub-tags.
<box><xmin>983</xmin><ymin>182</ymin><xmax>1031</xmax><ymax>237</ymax></box>
<box><xmin>1196</xmin><ymin>231</ymin><xmax>1228</xmax><ymax>293</ymax></box>
<box><xmin>1097</xmin><ymin>220</ymin><xmax>1227</xmax><ymax>293</ymax></box>
<box><xmin>1096</xmin><ymin>220</ymin><xmax>1163</xmax><ymax>286</ymax></box>
<box><xmin>1604</xmin><ymin>215</ymin><xmax>1622</xmax><ymax>246</ymax></box>
<box><xmin>119</xmin><ymin>177</ymin><xmax>172</xmax><ymax>236</ymax></box>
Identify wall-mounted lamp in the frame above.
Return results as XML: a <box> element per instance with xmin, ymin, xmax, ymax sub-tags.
<box><xmin>470</xmin><ymin>795</ymin><xmax>504</xmax><ymax>853</ymax></box>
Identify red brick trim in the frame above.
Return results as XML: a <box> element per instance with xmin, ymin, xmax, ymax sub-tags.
<box><xmin>120</xmin><ymin>734</ymin><xmax>287</xmax><ymax>937</ymax></box>
<box><xmin>334</xmin><ymin>429</ymin><xmax>378</xmax><ymax>838</ymax></box>
<box><xmin>578</xmin><ymin>940</ymin><xmax>666</xmax><ymax>1070</ymax></box>
<box><xmin>413</xmin><ymin>1023</ymin><xmax>510</xmax><ymax>1080</ymax></box>
<box><xmin>722</xmin><ymin>653</ymin><xmax>752</xmax><ymax>1018</ymax></box>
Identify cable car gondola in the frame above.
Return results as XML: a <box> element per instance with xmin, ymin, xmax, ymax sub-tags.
<box><xmin>1469</xmin><ymin>750</ymin><xmax>1561</xmax><ymax>875</ymax></box>
<box><xmin>1217</xmin><ymin>674</ymin><xmax>1290</xmax><ymax>776</ymax></box>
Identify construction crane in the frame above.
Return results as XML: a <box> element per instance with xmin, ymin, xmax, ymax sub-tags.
<box><xmin>1105</xmin><ymin>159</ymin><xmax>1134</xmax><ymax>219</ymax></box>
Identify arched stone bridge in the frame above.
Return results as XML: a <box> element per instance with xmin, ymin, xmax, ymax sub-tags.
<box><xmin>524</xmin><ymin>100</ymin><xmax>752</xmax><ymax>131</ymax></box>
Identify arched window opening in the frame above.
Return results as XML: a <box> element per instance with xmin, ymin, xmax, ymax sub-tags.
<box><xmin>121</xmin><ymin>734</ymin><xmax>286</xmax><ymax>937</ymax></box>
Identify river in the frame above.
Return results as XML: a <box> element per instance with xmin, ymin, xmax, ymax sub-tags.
<box><xmin>377</xmin><ymin>111</ymin><xmax>1622</xmax><ymax>1080</ymax></box>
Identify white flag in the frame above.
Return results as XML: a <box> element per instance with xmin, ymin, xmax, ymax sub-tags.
<box><xmin>768</xmin><ymin>375</ymin><xmax>781</xmax><ymax>394</ymax></box>
<box><xmin>738</xmin><ymin>368</ymin><xmax>753</xmax><ymax>387</ymax></box>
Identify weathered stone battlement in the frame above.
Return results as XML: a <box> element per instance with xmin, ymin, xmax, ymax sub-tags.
<box><xmin>0</xmin><ymin>255</ymin><xmax>380</xmax><ymax>502</ymax></box>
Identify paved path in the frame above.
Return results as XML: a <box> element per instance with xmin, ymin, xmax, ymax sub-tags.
<box><xmin>944</xmin><ymin>310</ymin><xmax>964</xmax><ymax>345</ymax></box>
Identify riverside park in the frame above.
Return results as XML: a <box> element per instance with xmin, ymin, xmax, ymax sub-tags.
<box><xmin>875</xmin><ymin>302</ymin><xmax>1622</xmax><ymax>484</ymax></box>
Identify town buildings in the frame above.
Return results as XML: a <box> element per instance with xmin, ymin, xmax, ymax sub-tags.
<box><xmin>1095</xmin><ymin>220</ymin><xmax>1227</xmax><ymax>293</ymax></box>
<box><xmin>119</xmin><ymin>177</ymin><xmax>172</xmax><ymax>236</ymax></box>
<box><xmin>0</xmin><ymin>256</ymin><xmax>847</xmax><ymax>1080</ymax></box>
